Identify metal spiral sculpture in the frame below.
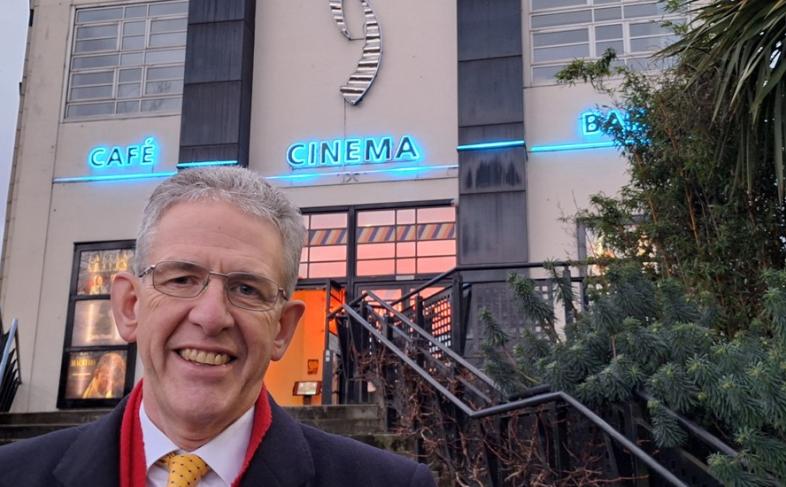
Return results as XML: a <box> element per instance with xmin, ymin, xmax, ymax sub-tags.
<box><xmin>329</xmin><ymin>0</ymin><xmax>382</xmax><ymax>105</ymax></box>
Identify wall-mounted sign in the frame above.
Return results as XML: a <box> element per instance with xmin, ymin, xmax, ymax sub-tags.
<box><xmin>329</xmin><ymin>0</ymin><xmax>382</xmax><ymax>105</ymax></box>
<box><xmin>286</xmin><ymin>135</ymin><xmax>421</xmax><ymax>168</ymax></box>
<box><xmin>581</xmin><ymin>110</ymin><xmax>630</xmax><ymax>137</ymax></box>
<box><xmin>88</xmin><ymin>137</ymin><xmax>159</xmax><ymax>169</ymax></box>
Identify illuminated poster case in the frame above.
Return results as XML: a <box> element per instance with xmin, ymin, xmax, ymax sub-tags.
<box><xmin>57</xmin><ymin>241</ymin><xmax>137</xmax><ymax>409</ymax></box>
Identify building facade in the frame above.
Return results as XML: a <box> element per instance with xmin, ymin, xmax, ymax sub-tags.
<box><xmin>2</xmin><ymin>0</ymin><xmax>680</xmax><ymax>412</ymax></box>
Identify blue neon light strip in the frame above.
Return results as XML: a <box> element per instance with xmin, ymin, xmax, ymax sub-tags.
<box><xmin>53</xmin><ymin>171</ymin><xmax>177</xmax><ymax>183</ymax></box>
<box><xmin>456</xmin><ymin>140</ymin><xmax>525</xmax><ymax>151</ymax></box>
<box><xmin>266</xmin><ymin>164</ymin><xmax>458</xmax><ymax>182</ymax></box>
<box><xmin>528</xmin><ymin>141</ymin><xmax>616</xmax><ymax>153</ymax></box>
<box><xmin>176</xmin><ymin>160</ymin><xmax>239</xmax><ymax>168</ymax></box>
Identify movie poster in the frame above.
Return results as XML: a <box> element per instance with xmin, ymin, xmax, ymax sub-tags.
<box><xmin>64</xmin><ymin>350</ymin><xmax>127</xmax><ymax>400</ymax></box>
<box><xmin>76</xmin><ymin>248</ymin><xmax>134</xmax><ymax>295</ymax></box>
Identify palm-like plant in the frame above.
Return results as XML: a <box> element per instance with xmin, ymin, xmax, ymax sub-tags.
<box><xmin>664</xmin><ymin>0</ymin><xmax>786</xmax><ymax>199</ymax></box>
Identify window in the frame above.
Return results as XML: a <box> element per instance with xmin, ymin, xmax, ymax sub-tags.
<box><xmin>530</xmin><ymin>0</ymin><xmax>684</xmax><ymax>84</ymax></box>
<box><xmin>300</xmin><ymin>213</ymin><xmax>349</xmax><ymax>279</ymax></box>
<box><xmin>66</xmin><ymin>1</ymin><xmax>188</xmax><ymax>120</ymax></box>
<box><xmin>297</xmin><ymin>205</ymin><xmax>458</xmax><ymax>282</ymax></box>
<box><xmin>58</xmin><ymin>242</ymin><xmax>137</xmax><ymax>408</ymax></box>
<box><xmin>356</xmin><ymin>206</ymin><xmax>456</xmax><ymax>278</ymax></box>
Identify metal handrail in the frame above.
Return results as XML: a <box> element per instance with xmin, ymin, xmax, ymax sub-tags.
<box><xmin>390</xmin><ymin>260</ymin><xmax>585</xmax><ymax>309</ymax></box>
<box><xmin>0</xmin><ymin>319</ymin><xmax>20</xmax><ymax>394</ymax></box>
<box><xmin>635</xmin><ymin>390</ymin><xmax>737</xmax><ymax>457</ymax></box>
<box><xmin>342</xmin><ymin>302</ymin><xmax>689</xmax><ymax>486</ymax></box>
<box><xmin>366</xmin><ymin>290</ymin><xmax>501</xmax><ymax>391</ymax></box>
<box><xmin>361</xmin><ymin>299</ymin><xmax>499</xmax><ymax>406</ymax></box>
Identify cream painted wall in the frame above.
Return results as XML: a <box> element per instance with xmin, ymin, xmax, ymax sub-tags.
<box><xmin>2</xmin><ymin>0</ymin><xmax>182</xmax><ymax>411</ymax></box>
<box><xmin>2</xmin><ymin>0</ymin><xmax>78</xmax><ymax>412</ymax></box>
<box><xmin>22</xmin><ymin>181</ymin><xmax>159</xmax><ymax>411</ymax></box>
<box><xmin>524</xmin><ymin>82</ymin><xmax>629</xmax><ymax>263</ymax></box>
<box><xmin>250</xmin><ymin>0</ymin><xmax>459</xmax><ymax>204</ymax></box>
<box><xmin>11</xmin><ymin>112</ymin><xmax>180</xmax><ymax>412</ymax></box>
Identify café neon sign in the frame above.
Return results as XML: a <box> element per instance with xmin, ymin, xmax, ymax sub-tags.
<box><xmin>88</xmin><ymin>137</ymin><xmax>159</xmax><ymax>169</ymax></box>
<box><xmin>286</xmin><ymin>135</ymin><xmax>421</xmax><ymax>169</ymax></box>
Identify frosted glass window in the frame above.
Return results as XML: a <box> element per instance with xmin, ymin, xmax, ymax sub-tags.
<box><xmin>67</xmin><ymin>1</ymin><xmax>187</xmax><ymax>120</ymax></box>
<box><xmin>532</xmin><ymin>0</ymin><xmax>586</xmax><ymax>11</ymax></box>
<box><xmin>532</xmin><ymin>10</ymin><xmax>592</xmax><ymax>29</ymax></box>
<box><xmin>533</xmin><ymin>29</ymin><xmax>589</xmax><ymax>47</ymax></box>
<box><xmin>529</xmin><ymin>0</ymin><xmax>684</xmax><ymax>84</ymax></box>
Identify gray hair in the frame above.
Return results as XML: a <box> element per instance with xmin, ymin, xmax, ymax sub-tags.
<box><xmin>135</xmin><ymin>167</ymin><xmax>305</xmax><ymax>296</ymax></box>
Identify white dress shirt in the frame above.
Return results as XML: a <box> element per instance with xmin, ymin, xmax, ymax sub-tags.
<box><xmin>140</xmin><ymin>401</ymin><xmax>255</xmax><ymax>487</ymax></box>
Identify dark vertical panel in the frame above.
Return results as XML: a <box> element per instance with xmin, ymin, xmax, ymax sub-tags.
<box><xmin>458</xmin><ymin>0</ymin><xmax>522</xmax><ymax>61</ymax></box>
<box><xmin>458</xmin><ymin>57</ymin><xmax>524</xmax><ymax>127</ymax></box>
<box><xmin>457</xmin><ymin>0</ymin><xmax>526</xmax><ymax>266</ymax></box>
<box><xmin>457</xmin><ymin>0</ymin><xmax>528</xmax><ymax>357</ymax></box>
<box><xmin>178</xmin><ymin>0</ymin><xmax>255</xmax><ymax>167</ymax></box>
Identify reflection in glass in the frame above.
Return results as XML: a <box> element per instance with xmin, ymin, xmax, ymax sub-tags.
<box><xmin>72</xmin><ymin>300</ymin><xmax>125</xmax><ymax>346</ymax></box>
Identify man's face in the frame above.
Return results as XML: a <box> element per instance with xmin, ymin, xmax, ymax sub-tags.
<box><xmin>112</xmin><ymin>200</ymin><xmax>303</xmax><ymax>438</ymax></box>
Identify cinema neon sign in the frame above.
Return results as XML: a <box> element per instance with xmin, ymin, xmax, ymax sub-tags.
<box><xmin>286</xmin><ymin>135</ymin><xmax>421</xmax><ymax>169</ymax></box>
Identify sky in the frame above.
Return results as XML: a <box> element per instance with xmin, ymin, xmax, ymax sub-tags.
<box><xmin>0</xmin><ymin>1</ymin><xmax>29</xmax><ymax>247</ymax></box>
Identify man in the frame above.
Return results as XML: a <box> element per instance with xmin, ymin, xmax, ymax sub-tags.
<box><xmin>0</xmin><ymin>167</ymin><xmax>436</xmax><ymax>487</ymax></box>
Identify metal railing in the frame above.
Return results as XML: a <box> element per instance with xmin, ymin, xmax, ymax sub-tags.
<box><xmin>328</xmin><ymin>263</ymin><xmax>732</xmax><ymax>486</ymax></box>
<box><xmin>0</xmin><ymin>318</ymin><xmax>21</xmax><ymax>412</ymax></box>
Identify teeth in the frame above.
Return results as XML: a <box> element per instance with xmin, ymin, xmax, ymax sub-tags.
<box><xmin>178</xmin><ymin>348</ymin><xmax>231</xmax><ymax>365</ymax></box>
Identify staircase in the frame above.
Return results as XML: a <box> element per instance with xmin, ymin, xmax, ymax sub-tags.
<box><xmin>0</xmin><ymin>404</ymin><xmax>408</xmax><ymax>452</ymax></box>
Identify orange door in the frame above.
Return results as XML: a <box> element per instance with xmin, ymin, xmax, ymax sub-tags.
<box><xmin>265</xmin><ymin>289</ymin><xmax>328</xmax><ymax>406</ymax></box>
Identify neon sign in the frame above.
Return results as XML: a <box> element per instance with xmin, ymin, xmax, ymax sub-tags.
<box><xmin>286</xmin><ymin>135</ymin><xmax>421</xmax><ymax>169</ymax></box>
<box><xmin>581</xmin><ymin>109</ymin><xmax>630</xmax><ymax>137</ymax></box>
<box><xmin>88</xmin><ymin>137</ymin><xmax>159</xmax><ymax>169</ymax></box>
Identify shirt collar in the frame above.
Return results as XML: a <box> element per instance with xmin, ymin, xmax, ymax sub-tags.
<box><xmin>140</xmin><ymin>400</ymin><xmax>255</xmax><ymax>486</ymax></box>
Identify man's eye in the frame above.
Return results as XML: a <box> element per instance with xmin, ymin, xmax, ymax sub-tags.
<box><xmin>163</xmin><ymin>274</ymin><xmax>201</xmax><ymax>287</ymax></box>
<box><xmin>232</xmin><ymin>282</ymin><xmax>264</xmax><ymax>298</ymax></box>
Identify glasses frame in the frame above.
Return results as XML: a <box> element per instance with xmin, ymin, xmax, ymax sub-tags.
<box><xmin>138</xmin><ymin>260</ymin><xmax>288</xmax><ymax>311</ymax></box>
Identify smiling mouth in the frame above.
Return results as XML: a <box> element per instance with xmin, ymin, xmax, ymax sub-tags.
<box><xmin>178</xmin><ymin>348</ymin><xmax>234</xmax><ymax>366</ymax></box>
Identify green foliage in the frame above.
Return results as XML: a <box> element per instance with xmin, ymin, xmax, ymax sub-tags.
<box><xmin>482</xmin><ymin>266</ymin><xmax>786</xmax><ymax>483</ymax></box>
<box><xmin>708</xmin><ymin>453</ymin><xmax>768</xmax><ymax>487</ymax></box>
<box><xmin>480</xmin><ymin>4</ymin><xmax>786</xmax><ymax>482</ymax></box>
<box><xmin>479</xmin><ymin>308</ymin><xmax>538</xmax><ymax>397</ymax></box>
<box><xmin>648</xmin><ymin>399</ymin><xmax>688</xmax><ymax>448</ymax></box>
<box><xmin>562</xmin><ymin>49</ymin><xmax>786</xmax><ymax>335</ymax></box>
<box><xmin>663</xmin><ymin>0</ymin><xmax>786</xmax><ymax>200</ymax></box>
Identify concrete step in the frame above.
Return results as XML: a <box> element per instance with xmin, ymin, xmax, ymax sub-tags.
<box><xmin>0</xmin><ymin>410</ymin><xmax>110</xmax><ymax>425</ymax></box>
<box><xmin>0</xmin><ymin>423</ymin><xmax>81</xmax><ymax>441</ymax></box>
<box><xmin>0</xmin><ymin>404</ymin><xmax>393</xmax><ymax>448</ymax></box>
<box><xmin>284</xmin><ymin>404</ymin><xmax>385</xmax><ymax>435</ymax></box>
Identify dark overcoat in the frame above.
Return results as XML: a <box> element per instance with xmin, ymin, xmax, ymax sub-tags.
<box><xmin>0</xmin><ymin>396</ymin><xmax>435</xmax><ymax>487</ymax></box>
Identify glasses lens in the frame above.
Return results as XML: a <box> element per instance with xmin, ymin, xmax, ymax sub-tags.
<box><xmin>225</xmin><ymin>273</ymin><xmax>279</xmax><ymax>310</ymax></box>
<box><xmin>152</xmin><ymin>261</ymin><xmax>209</xmax><ymax>298</ymax></box>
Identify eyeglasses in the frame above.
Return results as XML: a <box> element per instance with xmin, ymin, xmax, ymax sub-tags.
<box><xmin>138</xmin><ymin>260</ymin><xmax>287</xmax><ymax>311</ymax></box>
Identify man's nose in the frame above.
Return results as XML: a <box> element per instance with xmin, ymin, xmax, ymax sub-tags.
<box><xmin>188</xmin><ymin>276</ymin><xmax>234</xmax><ymax>334</ymax></box>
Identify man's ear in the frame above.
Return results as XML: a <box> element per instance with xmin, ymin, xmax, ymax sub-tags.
<box><xmin>111</xmin><ymin>271</ymin><xmax>140</xmax><ymax>343</ymax></box>
<box><xmin>270</xmin><ymin>299</ymin><xmax>306</xmax><ymax>361</ymax></box>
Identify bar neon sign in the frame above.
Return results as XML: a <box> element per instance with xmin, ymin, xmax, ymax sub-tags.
<box><xmin>286</xmin><ymin>135</ymin><xmax>421</xmax><ymax>168</ymax></box>
<box><xmin>581</xmin><ymin>109</ymin><xmax>630</xmax><ymax>137</ymax></box>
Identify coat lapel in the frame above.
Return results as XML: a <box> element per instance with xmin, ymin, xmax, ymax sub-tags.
<box><xmin>48</xmin><ymin>395</ymin><xmax>315</xmax><ymax>487</ymax></box>
<box><xmin>240</xmin><ymin>398</ymin><xmax>316</xmax><ymax>487</ymax></box>
<box><xmin>52</xmin><ymin>397</ymin><xmax>127</xmax><ymax>487</ymax></box>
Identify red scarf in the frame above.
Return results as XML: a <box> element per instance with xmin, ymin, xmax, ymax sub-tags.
<box><xmin>119</xmin><ymin>380</ymin><xmax>273</xmax><ymax>487</ymax></box>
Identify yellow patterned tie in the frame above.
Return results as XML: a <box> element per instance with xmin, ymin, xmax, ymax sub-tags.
<box><xmin>158</xmin><ymin>452</ymin><xmax>211</xmax><ymax>487</ymax></box>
